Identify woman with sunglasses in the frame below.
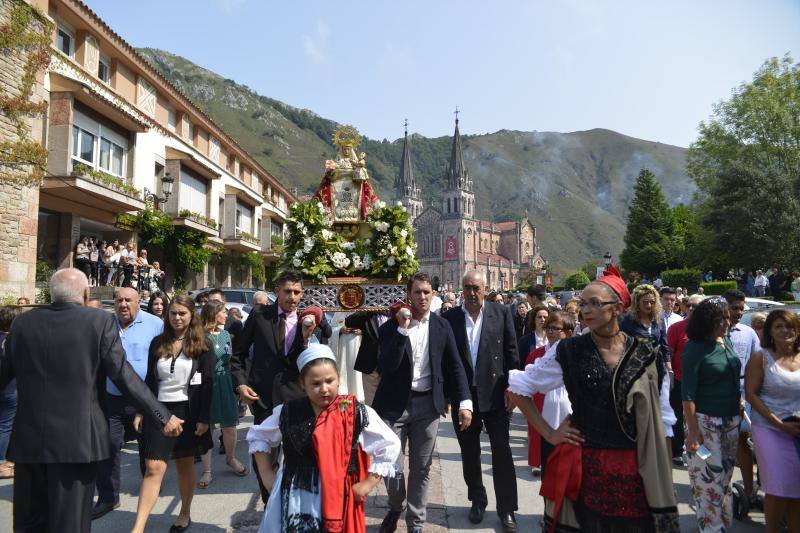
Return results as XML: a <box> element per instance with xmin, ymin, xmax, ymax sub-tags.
<box><xmin>620</xmin><ymin>285</ymin><xmax>676</xmax><ymax>455</ymax></box>
<box><xmin>509</xmin><ymin>267</ymin><xmax>678</xmax><ymax>532</ymax></box>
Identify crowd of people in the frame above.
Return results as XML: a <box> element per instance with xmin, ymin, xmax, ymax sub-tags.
<box><xmin>73</xmin><ymin>236</ymin><xmax>165</xmax><ymax>291</ymax></box>
<box><xmin>0</xmin><ymin>266</ymin><xmax>798</xmax><ymax>533</ymax></box>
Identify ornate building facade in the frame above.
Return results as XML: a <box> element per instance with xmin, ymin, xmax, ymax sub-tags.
<box><xmin>395</xmin><ymin>117</ymin><xmax>545</xmax><ymax>292</ymax></box>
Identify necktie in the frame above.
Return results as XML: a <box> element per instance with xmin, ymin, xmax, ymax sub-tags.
<box><xmin>281</xmin><ymin>311</ymin><xmax>298</xmax><ymax>355</ymax></box>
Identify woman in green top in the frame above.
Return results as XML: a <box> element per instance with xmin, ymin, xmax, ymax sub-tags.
<box><xmin>198</xmin><ymin>300</ymin><xmax>248</xmax><ymax>488</ymax></box>
<box><xmin>682</xmin><ymin>297</ymin><xmax>742</xmax><ymax>532</ymax></box>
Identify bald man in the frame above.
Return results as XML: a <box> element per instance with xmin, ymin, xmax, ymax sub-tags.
<box><xmin>442</xmin><ymin>270</ymin><xmax>520</xmax><ymax>531</ymax></box>
<box><xmin>93</xmin><ymin>287</ymin><xmax>164</xmax><ymax>519</ymax></box>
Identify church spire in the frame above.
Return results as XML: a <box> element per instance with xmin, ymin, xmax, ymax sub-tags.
<box><xmin>393</xmin><ymin>119</ymin><xmax>423</xmax><ymax>219</ymax></box>
<box><xmin>395</xmin><ymin>119</ymin><xmax>416</xmax><ymax>193</ymax></box>
<box><xmin>446</xmin><ymin>107</ymin><xmax>470</xmax><ymax>191</ymax></box>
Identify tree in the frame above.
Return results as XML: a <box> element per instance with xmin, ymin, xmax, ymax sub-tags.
<box><xmin>619</xmin><ymin>168</ymin><xmax>675</xmax><ymax>276</ymax></box>
<box><xmin>562</xmin><ymin>271</ymin><xmax>590</xmax><ymax>290</ymax></box>
<box><xmin>688</xmin><ymin>55</ymin><xmax>800</xmax><ymax>268</ymax></box>
<box><xmin>579</xmin><ymin>260</ymin><xmax>602</xmax><ymax>281</ymax></box>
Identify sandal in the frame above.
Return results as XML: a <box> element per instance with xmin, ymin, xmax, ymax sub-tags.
<box><xmin>227</xmin><ymin>459</ymin><xmax>248</xmax><ymax>477</ymax></box>
<box><xmin>197</xmin><ymin>470</ymin><xmax>212</xmax><ymax>489</ymax></box>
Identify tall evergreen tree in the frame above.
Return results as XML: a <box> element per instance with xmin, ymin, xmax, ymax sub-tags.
<box><xmin>620</xmin><ymin>168</ymin><xmax>674</xmax><ymax>276</ymax></box>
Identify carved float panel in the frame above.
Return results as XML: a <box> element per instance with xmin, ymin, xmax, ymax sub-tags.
<box><xmin>300</xmin><ymin>279</ymin><xmax>406</xmax><ymax>312</ymax></box>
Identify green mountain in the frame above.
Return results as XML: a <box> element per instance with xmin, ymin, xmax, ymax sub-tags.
<box><xmin>138</xmin><ymin>48</ymin><xmax>692</xmax><ymax>273</ymax></box>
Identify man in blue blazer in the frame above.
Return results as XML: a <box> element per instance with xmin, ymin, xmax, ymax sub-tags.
<box><xmin>373</xmin><ymin>272</ymin><xmax>473</xmax><ymax>533</ymax></box>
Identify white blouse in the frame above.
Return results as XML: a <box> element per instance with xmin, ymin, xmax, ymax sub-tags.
<box><xmin>247</xmin><ymin>402</ymin><xmax>401</xmax><ymax>478</ymax></box>
<box><xmin>156</xmin><ymin>353</ymin><xmax>192</xmax><ymax>402</ymax></box>
<box><xmin>508</xmin><ymin>341</ymin><xmax>571</xmax><ymax>428</ymax></box>
<box><xmin>509</xmin><ymin>340</ymin><xmax>676</xmax><ymax>434</ymax></box>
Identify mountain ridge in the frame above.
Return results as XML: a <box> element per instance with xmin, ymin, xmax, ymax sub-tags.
<box><xmin>137</xmin><ymin>47</ymin><xmax>693</xmax><ymax>273</ymax></box>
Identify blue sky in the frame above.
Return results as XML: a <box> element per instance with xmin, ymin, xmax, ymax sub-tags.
<box><xmin>88</xmin><ymin>0</ymin><xmax>798</xmax><ymax>148</ymax></box>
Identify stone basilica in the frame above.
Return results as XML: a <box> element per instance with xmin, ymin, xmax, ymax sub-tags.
<box><xmin>393</xmin><ymin>117</ymin><xmax>546</xmax><ymax>292</ymax></box>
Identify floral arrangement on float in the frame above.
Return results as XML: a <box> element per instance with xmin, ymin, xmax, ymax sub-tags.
<box><xmin>280</xmin><ymin>198</ymin><xmax>418</xmax><ymax>282</ymax></box>
<box><xmin>278</xmin><ymin>125</ymin><xmax>417</xmax><ymax>310</ymax></box>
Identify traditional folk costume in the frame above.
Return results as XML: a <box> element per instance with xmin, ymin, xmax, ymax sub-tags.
<box><xmin>508</xmin><ymin>267</ymin><xmax>679</xmax><ymax>533</ymax></box>
<box><xmin>524</xmin><ymin>344</ymin><xmax>548</xmax><ymax>469</ymax></box>
<box><xmin>247</xmin><ymin>345</ymin><xmax>400</xmax><ymax>533</ymax></box>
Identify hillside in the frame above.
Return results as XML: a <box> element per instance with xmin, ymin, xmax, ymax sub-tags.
<box><xmin>137</xmin><ymin>48</ymin><xmax>693</xmax><ymax>272</ymax></box>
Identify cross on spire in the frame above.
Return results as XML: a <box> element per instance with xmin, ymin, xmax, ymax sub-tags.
<box><xmin>403</xmin><ymin>118</ymin><xmax>408</xmax><ymax>136</ymax></box>
<box><xmin>454</xmin><ymin>106</ymin><xmax>460</xmax><ymax>124</ymax></box>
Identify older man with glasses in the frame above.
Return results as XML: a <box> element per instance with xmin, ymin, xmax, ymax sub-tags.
<box><xmin>666</xmin><ymin>293</ymin><xmax>704</xmax><ymax>464</ymax></box>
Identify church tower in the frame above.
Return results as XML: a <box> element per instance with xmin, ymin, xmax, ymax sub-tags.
<box><xmin>393</xmin><ymin>120</ymin><xmax>423</xmax><ymax>219</ymax></box>
<box><xmin>441</xmin><ymin>111</ymin><xmax>474</xmax><ymax>219</ymax></box>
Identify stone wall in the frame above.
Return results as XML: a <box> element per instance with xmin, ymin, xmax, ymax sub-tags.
<box><xmin>0</xmin><ymin>0</ymin><xmax>49</xmax><ymax>299</ymax></box>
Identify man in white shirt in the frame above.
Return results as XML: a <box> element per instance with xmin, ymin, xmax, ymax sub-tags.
<box><xmin>659</xmin><ymin>286</ymin><xmax>682</xmax><ymax>333</ymax></box>
<box><xmin>754</xmin><ymin>270</ymin><xmax>769</xmax><ymax>297</ymax></box>
<box><xmin>723</xmin><ymin>289</ymin><xmax>761</xmax><ymax>508</ymax></box>
<box><xmin>442</xmin><ymin>270</ymin><xmax>520</xmax><ymax>532</ymax></box>
<box><xmin>373</xmin><ymin>272</ymin><xmax>472</xmax><ymax>533</ymax></box>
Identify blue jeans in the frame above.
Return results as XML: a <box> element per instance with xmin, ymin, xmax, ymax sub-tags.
<box><xmin>0</xmin><ymin>391</ymin><xmax>17</xmax><ymax>462</ymax></box>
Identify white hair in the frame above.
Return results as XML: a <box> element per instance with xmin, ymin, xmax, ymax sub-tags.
<box><xmin>252</xmin><ymin>291</ymin><xmax>270</xmax><ymax>305</ymax></box>
<box><xmin>50</xmin><ymin>268</ymin><xmax>88</xmax><ymax>304</ymax></box>
<box><xmin>462</xmin><ymin>269</ymin><xmax>487</xmax><ymax>287</ymax></box>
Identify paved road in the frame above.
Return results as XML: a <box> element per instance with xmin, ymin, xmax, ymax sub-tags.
<box><xmin>0</xmin><ymin>410</ymin><xmax>767</xmax><ymax>532</ymax></box>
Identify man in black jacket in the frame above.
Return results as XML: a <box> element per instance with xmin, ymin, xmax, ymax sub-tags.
<box><xmin>373</xmin><ymin>272</ymin><xmax>473</xmax><ymax>533</ymax></box>
<box><xmin>442</xmin><ymin>269</ymin><xmax>520</xmax><ymax>532</ymax></box>
<box><xmin>231</xmin><ymin>269</ymin><xmax>316</xmax><ymax>502</ymax></box>
<box><xmin>0</xmin><ymin>268</ymin><xmax>181</xmax><ymax>533</ymax></box>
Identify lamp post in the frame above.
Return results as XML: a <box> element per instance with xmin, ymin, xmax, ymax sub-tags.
<box><xmin>499</xmin><ymin>271</ymin><xmax>505</xmax><ymax>292</ymax></box>
<box><xmin>143</xmin><ymin>172</ymin><xmax>174</xmax><ymax>211</ymax></box>
<box><xmin>603</xmin><ymin>251</ymin><xmax>612</xmax><ymax>268</ymax></box>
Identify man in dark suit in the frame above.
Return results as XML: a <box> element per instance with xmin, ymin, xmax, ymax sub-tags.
<box><xmin>0</xmin><ymin>268</ymin><xmax>181</xmax><ymax>533</ymax></box>
<box><xmin>231</xmin><ymin>269</ymin><xmax>317</xmax><ymax>503</ymax></box>
<box><xmin>344</xmin><ymin>310</ymin><xmax>388</xmax><ymax>404</ymax></box>
<box><xmin>442</xmin><ymin>269</ymin><xmax>520</xmax><ymax>532</ymax></box>
<box><xmin>373</xmin><ymin>272</ymin><xmax>473</xmax><ymax>533</ymax></box>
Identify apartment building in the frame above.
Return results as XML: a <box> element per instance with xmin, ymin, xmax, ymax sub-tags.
<box><xmin>27</xmin><ymin>0</ymin><xmax>293</xmax><ymax>292</ymax></box>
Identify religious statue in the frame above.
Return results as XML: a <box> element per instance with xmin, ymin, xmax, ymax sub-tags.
<box><xmin>313</xmin><ymin>125</ymin><xmax>378</xmax><ymax>233</ymax></box>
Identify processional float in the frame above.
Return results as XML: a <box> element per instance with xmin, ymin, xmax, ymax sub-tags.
<box><xmin>278</xmin><ymin>126</ymin><xmax>418</xmax><ymax>399</ymax></box>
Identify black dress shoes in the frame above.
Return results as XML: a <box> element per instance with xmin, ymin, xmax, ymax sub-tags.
<box><xmin>499</xmin><ymin>511</ymin><xmax>518</xmax><ymax>532</ymax></box>
<box><xmin>169</xmin><ymin>518</ymin><xmax>192</xmax><ymax>532</ymax></box>
<box><xmin>91</xmin><ymin>501</ymin><xmax>119</xmax><ymax>520</ymax></box>
<box><xmin>468</xmin><ymin>502</ymin><xmax>486</xmax><ymax>524</ymax></box>
<box><xmin>378</xmin><ymin>509</ymin><xmax>401</xmax><ymax>533</ymax></box>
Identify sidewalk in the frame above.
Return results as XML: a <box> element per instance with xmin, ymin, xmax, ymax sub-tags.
<box><xmin>0</xmin><ymin>410</ymin><xmax>767</xmax><ymax>531</ymax></box>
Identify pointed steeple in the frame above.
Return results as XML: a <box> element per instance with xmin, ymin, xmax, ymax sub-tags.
<box><xmin>395</xmin><ymin>119</ymin><xmax>416</xmax><ymax>193</ymax></box>
<box><xmin>393</xmin><ymin>119</ymin><xmax>423</xmax><ymax>219</ymax></box>
<box><xmin>446</xmin><ymin>108</ymin><xmax>471</xmax><ymax>191</ymax></box>
<box><xmin>441</xmin><ymin>109</ymin><xmax>475</xmax><ymax>219</ymax></box>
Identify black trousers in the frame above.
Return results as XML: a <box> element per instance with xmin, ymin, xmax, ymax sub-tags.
<box><xmin>669</xmin><ymin>379</ymin><xmax>685</xmax><ymax>457</ymax></box>
<box><xmin>451</xmin><ymin>405</ymin><xmax>518</xmax><ymax>512</ymax></box>
<box><xmin>14</xmin><ymin>462</ymin><xmax>97</xmax><ymax>533</ymax></box>
<box><xmin>95</xmin><ymin>394</ymin><xmax>145</xmax><ymax>503</ymax></box>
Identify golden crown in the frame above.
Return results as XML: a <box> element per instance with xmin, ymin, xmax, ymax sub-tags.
<box><xmin>332</xmin><ymin>125</ymin><xmax>362</xmax><ymax>149</ymax></box>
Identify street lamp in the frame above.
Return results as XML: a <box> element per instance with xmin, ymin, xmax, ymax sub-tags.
<box><xmin>603</xmin><ymin>251</ymin><xmax>612</xmax><ymax>268</ymax></box>
<box><xmin>143</xmin><ymin>172</ymin><xmax>175</xmax><ymax>210</ymax></box>
<box><xmin>499</xmin><ymin>271</ymin><xmax>506</xmax><ymax>292</ymax></box>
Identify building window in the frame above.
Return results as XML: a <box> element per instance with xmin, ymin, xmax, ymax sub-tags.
<box><xmin>98</xmin><ymin>56</ymin><xmax>110</xmax><ymax>83</ymax></box>
<box><xmin>98</xmin><ymin>138</ymin><xmax>124</xmax><ymax>176</ymax></box>
<box><xmin>167</xmin><ymin>106</ymin><xmax>177</xmax><ymax>132</ymax></box>
<box><xmin>56</xmin><ymin>25</ymin><xmax>74</xmax><ymax>57</ymax></box>
<box><xmin>271</xmin><ymin>220</ymin><xmax>283</xmax><ymax>238</ymax></box>
<box><xmin>236</xmin><ymin>203</ymin><xmax>253</xmax><ymax>234</ymax></box>
<box><xmin>179</xmin><ymin>169</ymin><xmax>208</xmax><ymax>216</ymax></box>
<box><xmin>447</xmin><ymin>198</ymin><xmax>451</xmax><ymax>213</ymax></box>
<box><xmin>72</xmin><ymin>126</ymin><xmax>95</xmax><ymax>165</ymax></box>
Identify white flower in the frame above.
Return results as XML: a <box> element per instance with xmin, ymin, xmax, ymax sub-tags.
<box><xmin>375</xmin><ymin>221</ymin><xmax>390</xmax><ymax>233</ymax></box>
<box><xmin>396</xmin><ymin>200</ymin><xmax>403</xmax><ymax>206</ymax></box>
<box><xmin>364</xmin><ymin>239</ymin><xmax>371</xmax><ymax>245</ymax></box>
<box><xmin>400</xmin><ymin>229</ymin><xmax>408</xmax><ymax>238</ymax></box>
<box><xmin>316</xmin><ymin>201</ymin><xmax>325</xmax><ymax>212</ymax></box>
<box><xmin>294</xmin><ymin>249</ymin><xmax>304</xmax><ymax>258</ymax></box>
<box><xmin>387</xmin><ymin>256</ymin><xmax>396</xmax><ymax>267</ymax></box>
<box><xmin>297</xmin><ymin>221</ymin><xmax>305</xmax><ymax>229</ymax></box>
<box><xmin>342</xmin><ymin>241</ymin><xmax>355</xmax><ymax>250</ymax></box>
<box><xmin>300</xmin><ymin>226</ymin><xmax>308</xmax><ymax>235</ymax></box>
<box><xmin>399</xmin><ymin>205</ymin><xmax>407</xmax><ymax>212</ymax></box>
<box><xmin>406</xmin><ymin>245</ymin><xmax>413</xmax><ymax>256</ymax></box>
<box><xmin>321</xmin><ymin>229</ymin><xmax>333</xmax><ymax>240</ymax></box>
<box><xmin>303</xmin><ymin>237</ymin><xmax>314</xmax><ymax>252</ymax></box>
<box><xmin>331</xmin><ymin>251</ymin><xmax>351</xmax><ymax>269</ymax></box>
<box><xmin>351</xmin><ymin>254</ymin><xmax>363</xmax><ymax>269</ymax></box>
<box><xmin>362</xmin><ymin>254</ymin><xmax>372</xmax><ymax>268</ymax></box>
<box><xmin>292</xmin><ymin>258</ymin><xmax>301</xmax><ymax>267</ymax></box>
<box><xmin>376</xmin><ymin>200</ymin><xmax>386</xmax><ymax>209</ymax></box>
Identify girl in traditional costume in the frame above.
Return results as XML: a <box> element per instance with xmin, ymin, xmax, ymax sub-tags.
<box><xmin>247</xmin><ymin>343</ymin><xmax>401</xmax><ymax>533</ymax></box>
<box><xmin>509</xmin><ymin>266</ymin><xmax>679</xmax><ymax>533</ymax></box>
